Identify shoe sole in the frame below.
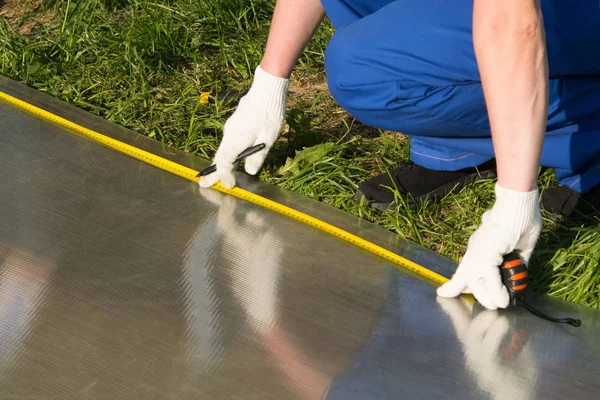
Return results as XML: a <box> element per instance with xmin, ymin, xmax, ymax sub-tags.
<box><xmin>356</xmin><ymin>169</ymin><xmax>497</xmax><ymax>211</ymax></box>
<box><xmin>540</xmin><ymin>187</ymin><xmax>600</xmax><ymax>221</ymax></box>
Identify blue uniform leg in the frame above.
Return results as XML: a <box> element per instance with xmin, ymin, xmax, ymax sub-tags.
<box><xmin>321</xmin><ymin>0</ymin><xmax>395</xmax><ymax>28</ymax></box>
<box><xmin>321</xmin><ymin>0</ymin><xmax>600</xmax><ymax>193</ymax></box>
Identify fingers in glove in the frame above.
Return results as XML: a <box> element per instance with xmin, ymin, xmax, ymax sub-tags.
<box><xmin>469</xmin><ymin>276</ymin><xmax>498</xmax><ymax>310</ymax></box>
<box><xmin>198</xmin><ymin>168</ymin><xmax>236</xmax><ymax>189</ymax></box>
<box><xmin>200</xmin><ymin>159</ymin><xmax>237</xmax><ymax>189</ymax></box>
<box><xmin>198</xmin><ymin>167</ymin><xmax>220</xmax><ymax>188</ymax></box>
<box><xmin>468</xmin><ymin>269</ymin><xmax>510</xmax><ymax>310</ymax></box>
<box><xmin>200</xmin><ymin>116</ymin><xmax>256</xmax><ymax>188</ymax></box>
<box><xmin>244</xmin><ymin>150</ymin><xmax>269</xmax><ymax>175</ymax></box>
<box><xmin>244</xmin><ymin>129</ymin><xmax>276</xmax><ymax>175</ymax></box>
<box><xmin>515</xmin><ymin>229</ymin><xmax>541</xmax><ymax>263</ymax></box>
<box><xmin>483</xmin><ymin>268</ymin><xmax>510</xmax><ymax>309</ymax></box>
<box><xmin>218</xmin><ymin>169</ymin><xmax>236</xmax><ymax>189</ymax></box>
<box><xmin>437</xmin><ymin>274</ymin><xmax>468</xmax><ymax>298</ymax></box>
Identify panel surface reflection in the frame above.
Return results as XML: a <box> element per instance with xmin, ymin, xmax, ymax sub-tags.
<box><xmin>0</xmin><ymin>89</ymin><xmax>599</xmax><ymax>399</ymax></box>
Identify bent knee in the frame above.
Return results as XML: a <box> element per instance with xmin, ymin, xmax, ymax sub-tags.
<box><xmin>324</xmin><ymin>32</ymin><xmax>426</xmax><ymax>131</ymax></box>
<box><xmin>324</xmin><ymin>31</ymin><xmax>360</xmax><ymax>112</ymax></box>
<box><xmin>324</xmin><ymin>31</ymin><xmax>398</xmax><ymax>126</ymax></box>
<box><xmin>323</xmin><ymin>29</ymin><xmax>477</xmax><ymax>136</ymax></box>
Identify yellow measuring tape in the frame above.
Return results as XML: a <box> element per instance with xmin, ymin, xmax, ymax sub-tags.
<box><xmin>0</xmin><ymin>90</ymin><xmax>449</xmax><ymax>286</ymax></box>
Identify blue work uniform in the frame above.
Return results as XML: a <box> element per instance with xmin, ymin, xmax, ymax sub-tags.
<box><xmin>321</xmin><ymin>0</ymin><xmax>600</xmax><ymax>193</ymax></box>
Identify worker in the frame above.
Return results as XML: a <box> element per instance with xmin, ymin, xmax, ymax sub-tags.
<box><xmin>199</xmin><ymin>0</ymin><xmax>600</xmax><ymax>310</ymax></box>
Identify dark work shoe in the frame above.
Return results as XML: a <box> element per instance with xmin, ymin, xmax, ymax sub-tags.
<box><xmin>355</xmin><ymin>159</ymin><xmax>497</xmax><ymax>210</ymax></box>
<box><xmin>541</xmin><ymin>185</ymin><xmax>600</xmax><ymax>219</ymax></box>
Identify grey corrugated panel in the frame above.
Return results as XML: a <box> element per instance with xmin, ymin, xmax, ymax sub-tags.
<box><xmin>0</xmin><ymin>77</ymin><xmax>598</xmax><ymax>399</ymax></box>
<box><xmin>0</xmin><ymin>77</ymin><xmax>455</xmax><ymax>280</ymax></box>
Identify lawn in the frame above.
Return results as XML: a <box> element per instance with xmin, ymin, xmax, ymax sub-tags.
<box><xmin>1</xmin><ymin>0</ymin><xmax>598</xmax><ymax>308</ymax></box>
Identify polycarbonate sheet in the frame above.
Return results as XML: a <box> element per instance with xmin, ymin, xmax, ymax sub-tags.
<box><xmin>0</xmin><ymin>78</ymin><xmax>599</xmax><ymax>399</ymax></box>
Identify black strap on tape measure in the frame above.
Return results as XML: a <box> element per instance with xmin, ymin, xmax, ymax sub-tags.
<box><xmin>519</xmin><ymin>299</ymin><xmax>581</xmax><ymax>327</ymax></box>
<box><xmin>500</xmin><ymin>252</ymin><xmax>581</xmax><ymax>327</ymax></box>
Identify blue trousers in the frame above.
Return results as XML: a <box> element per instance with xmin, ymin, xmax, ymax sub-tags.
<box><xmin>322</xmin><ymin>0</ymin><xmax>600</xmax><ymax>193</ymax></box>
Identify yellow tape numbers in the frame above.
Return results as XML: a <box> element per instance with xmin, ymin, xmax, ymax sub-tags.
<box><xmin>0</xmin><ymin>90</ymin><xmax>449</xmax><ymax>286</ymax></box>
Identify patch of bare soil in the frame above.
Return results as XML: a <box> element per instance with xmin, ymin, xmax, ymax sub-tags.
<box><xmin>288</xmin><ymin>71</ymin><xmax>382</xmax><ymax>139</ymax></box>
<box><xmin>0</xmin><ymin>0</ymin><xmax>56</xmax><ymax>35</ymax></box>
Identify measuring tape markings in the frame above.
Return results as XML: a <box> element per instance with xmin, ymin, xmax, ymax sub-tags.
<box><xmin>0</xmin><ymin>90</ymin><xmax>449</xmax><ymax>287</ymax></box>
<box><xmin>219</xmin><ymin>183</ymin><xmax>447</xmax><ymax>283</ymax></box>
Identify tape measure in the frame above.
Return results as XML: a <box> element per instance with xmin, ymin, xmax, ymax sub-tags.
<box><xmin>0</xmin><ymin>90</ymin><xmax>449</xmax><ymax>287</ymax></box>
<box><xmin>500</xmin><ymin>253</ymin><xmax>581</xmax><ymax>327</ymax></box>
<box><xmin>500</xmin><ymin>252</ymin><xmax>530</xmax><ymax>305</ymax></box>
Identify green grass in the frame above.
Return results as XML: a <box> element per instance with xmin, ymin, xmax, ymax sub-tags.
<box><xmin>1</xmin><ymin>0</ymin><xmax>598</xmax><ymax>308</ymax></box>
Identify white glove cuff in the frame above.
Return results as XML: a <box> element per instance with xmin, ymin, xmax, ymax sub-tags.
<box><xmin>248</xmin><ymin>65</ymin><xmax>290</xmax><ymax>112</ymax></box>
<box><xmin>490</xmin><ymin>183</ymin><xmax>539</xmax><ymax>231</ymax></box>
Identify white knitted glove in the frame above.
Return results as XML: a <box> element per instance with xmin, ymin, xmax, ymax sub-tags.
<box><xmin>437</xmin><ymin>183</ymin><xmax>542</xmax><ymax>310</ymax></box>
<box><xmin>199</xmin><ymin>65</ymin><xmax>289</xmax><ymax>189</ymax></box>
